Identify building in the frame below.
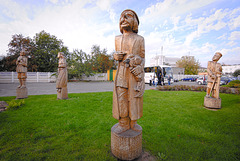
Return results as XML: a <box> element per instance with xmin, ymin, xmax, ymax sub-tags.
<box><xmin>222</xmin><ymin>64</ymin><xmax>240</xmax><ymax>75</ymax></box>
<box><xmin>150</xmin><ymin>55</ymin><xmax>181</xmax><ymax>67</ymax></box>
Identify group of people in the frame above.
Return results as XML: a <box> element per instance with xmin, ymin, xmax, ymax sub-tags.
<box><xmin>149</xmin><ymin>75</ymin><xmax>171</xmax><ymax>86</ymax></box>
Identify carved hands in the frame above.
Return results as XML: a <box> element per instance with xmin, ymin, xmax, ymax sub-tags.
<box><xmin>130</xmin><ymin>65</ymin><xmax>143</xmax><ymax>82</ymax></box>
<box><xmin>114</xmin><ymin>51</ymin><xmax>126</xmax><ymax>61</ymax></box>
<box><xmin>211</xmin><ymin>74</ymin><xmax>216</xmax><ymax>79</ymax></box>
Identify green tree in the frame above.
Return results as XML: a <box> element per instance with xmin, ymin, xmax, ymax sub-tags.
<box><xmin>176</xmin><ymin>56</ymin><xmax>200</xmax><ymax>75</ymax></box>
<box><xmin>33</xmin><ymin>30</ymin><xmax>70</xmax><ymax>72</ymax></box>
<box><xmin>0</xmin><ymin>34</ymin><xmax>35</xmax><ymax>71</ymax></box>
<box><xmin>233</xmin><ymin>69</ymin><xmax>240</xmax><ymax>77</ymax></box>
<box><xmin>90</xmin><ymin>45</ymin><xmax>114</xmax><ymax>73</ymax></box>
<box><xmin>68</xmin><ymin>49</ymin><xmax>93</xmax><ymax>79</ymax></box>
<box><xmin>0</xmin><ymin>31</ymin><xmax>70</xmax><ymax>72</ymax></box>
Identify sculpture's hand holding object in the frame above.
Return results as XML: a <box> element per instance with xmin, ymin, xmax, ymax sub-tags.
<box><xmin>114</xmin><ymin>51</ymin><xmax>126</xmax><ymax>61</ymax></box>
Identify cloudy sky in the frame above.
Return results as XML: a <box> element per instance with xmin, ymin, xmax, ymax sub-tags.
<box><xmin>0</xmin><ymin>0</ymin><xmax>240</xmax><ymax>67</ymax></box>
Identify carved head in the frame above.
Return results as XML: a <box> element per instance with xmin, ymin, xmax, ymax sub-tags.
<box><xmin>119</xmin><ymin>9</ymin><xmax>139</xmax><ymax>34</ymax></box>
<box><xmin>20</xmin><ymin>48</ymin><xmax>26</xmax><ymax>56</ymax></box>
<box><xmin>212</xmin><ymin>52</ymin><xmax>222</xmax><ymax>62</ymax></box>
<box><xmin>58</xmin><ymin>52</ymin><xmax>64</xmax><ymax>59</ymax></box>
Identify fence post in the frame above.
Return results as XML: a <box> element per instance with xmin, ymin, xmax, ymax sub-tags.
<box><xmin>48</xmin><ymin>72</ymin><xmax>50</xmax><ymax>82</ymax></box>
<box><xmin>12</xmin><ymin>71</ymin><xmax>14</xmax><ymax>83</ymax></box>
<box><xmin>37</xmin><ymin>72</ymin><xmax>39</xmax><ymax>82</ymax></box>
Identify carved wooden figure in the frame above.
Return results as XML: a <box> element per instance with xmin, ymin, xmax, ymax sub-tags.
<box><xmin>56</xmin><ymin>52</ymin><xmax>68</xmax><ymax>99</ymax></box>
<box><xmin>111</xmin><ymin>9</ymin><xmax>145</xmax><ymax>160</ymax></box>
<box><xmin>204</xmin><ymin>52</ymin><xmax>222</xmax><ymax>109</ymax></box>
<box><xmin>16</xmin><ymin>49</ymin><xmax>28</xmax><ymax>99</ymax></box>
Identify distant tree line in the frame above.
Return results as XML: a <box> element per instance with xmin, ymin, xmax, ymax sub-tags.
<box><xmin>0</xmin><ymin>30</ymin><xmax>116</xmax><ymax>79</ymax></box>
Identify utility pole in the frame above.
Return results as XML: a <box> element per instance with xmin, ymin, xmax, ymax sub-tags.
<box><xmin>161</xmin><ymin>46</ymin><xmax>163</xmax><ymax>66</ymax></box>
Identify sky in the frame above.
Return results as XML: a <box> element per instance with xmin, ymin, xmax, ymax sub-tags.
<box><xmin>0</xmin><ymin>0</ymin><xmax>240</xmax><ymax>67</ymax></box>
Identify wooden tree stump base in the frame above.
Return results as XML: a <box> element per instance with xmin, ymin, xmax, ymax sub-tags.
<box><xmin>16</xmin><ymin>87</ymin><xmax>28</xmax><ymax>99</ymax></box>
<box><xmin>204</xmin><ymin>96</ymin><xmax>221</xmax><ymax>109</ymax></box>
<box><xmin>111</xmin><ymin>123</ymin><xmax>142</xmax><ymax>160</ymax></box>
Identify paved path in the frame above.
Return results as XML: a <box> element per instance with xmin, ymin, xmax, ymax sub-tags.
<box><xmin>0</xmin><ymin>81</ymin><xmax>156</xmax><ymax>97</ymax></box>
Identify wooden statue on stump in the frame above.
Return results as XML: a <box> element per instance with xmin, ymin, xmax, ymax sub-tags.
<box><xmin>56</xmin><ymin>52</ymin><xmax>68</xmax><ymax>99</ymax></box>
<box><xmin>111</xmin><ymin>9</ymin><xmax>145</xmax><ymax>160</ymax></box>
<box><xmin>204</xmin><ymin>52</ymin><xmax>222</xmax><ymax>109</ymax></box>
<box><xmin>16</xmin><ymin>49</ymin><xmax>28</xmax><ymax>99</ymax></box>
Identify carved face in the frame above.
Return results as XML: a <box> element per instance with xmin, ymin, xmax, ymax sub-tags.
<box><xmin>58</xmin><ymin>52</ymin><xmax>62</xmax><ymax>58</ymax></box>
<box><xmin>120</xmin><ymin>11</ymin><xmax>135</xmax><ymax>31</ymax></box>
<box><xmin>212</xmin><ymin>53</ymin><xmax>222</xmax><ymax>61</ymax></box>
<box><xmin>20</xmin><ymin>51</ymin><xmax>25</xmax><ymax>56</ymax></box>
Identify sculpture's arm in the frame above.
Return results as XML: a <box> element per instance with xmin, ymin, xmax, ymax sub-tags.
<box><xmin>130</xmin><ymin>38</ymin><xmax>145</xmax><ymax>79</ymax></box>
<box><xmin>59</xmin><ymin>59</ymin><xmax>67</xmax><ymax>68</ymax></box>
<box><xmin>16</xmin><ymin>57</ymin><xmax>21</xmax><ymax>65</ymax></box>
<box><xmin>22</xmin><ymin>57</ymin><xmax>27</xmax><ymax>67</ymax></box>
<box><xmin>207</xmin><ymin>62</ymin><xmax>216</xmax><ymax>79</ymax></box>
<box><xmin>216</xmin><ymin>65</ymin><xmax>222</xmax><ymax>77</ymax></box>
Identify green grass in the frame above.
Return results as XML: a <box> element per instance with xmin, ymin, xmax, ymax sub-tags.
<box><xmin>0</xmin><ymin>91</ymin><xmax>239</xmax><ymax>161</ymax></box>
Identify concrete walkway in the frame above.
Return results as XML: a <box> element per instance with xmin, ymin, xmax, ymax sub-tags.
<box><xmin>0</xmin><ymin>81</ymin><xmax>155</xmax><ymax>97</ymax></box>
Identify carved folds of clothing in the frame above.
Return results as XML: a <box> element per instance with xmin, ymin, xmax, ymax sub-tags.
<box><xmin>16</xmin><ymin>56</ymin><xmax>28</xmax><ymax>73</ymax></box>
<box><xmin>56</xmin><ymin>58</ymin><xmax>67</xmax><ymax>89</ymax></box>
<box><xmin>113</xmin><ymin>33</ymin><xmax>145</xmax><ymax>121</ymax></box>
<box><xmin>207</xmin><ymin>61</ymin><xmax>222</xmax><ymax>89</ymax></box>
<box><xmin>16</xmin><ymin>56</ymin><xmax>28</xmax><ymax>79</ymax></box>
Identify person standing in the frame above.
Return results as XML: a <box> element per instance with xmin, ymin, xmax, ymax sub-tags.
<box><xmin>149</xmin><ymin>75</ymin><xmax>152</xmax><ymax>86</ymax></box>
<box><xmin>168</xmin><ymin>75</ymin><xmax>171</xmax><ymax>85</ymax></box>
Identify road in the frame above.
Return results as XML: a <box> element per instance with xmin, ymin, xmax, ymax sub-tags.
<box><xmin>0</xmin><ymin>81</ymin><xmax>202</xmax><ymax>97</ymax></box>
<box><xmin>0</xmin><ymin>81</ymin><xmax>157</xmax><ymax>97</ymax></box>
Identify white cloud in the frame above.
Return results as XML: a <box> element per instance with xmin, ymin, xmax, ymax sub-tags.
<box><xmin>0</xmin><ymin>0</ymin><xmax>29</xmax><ymax>21</ymax></box>
<box><xmin>227</xmin><ymin>41</ymin><xmax>237</xmax><ymax>47</ymax></box>
<box><xmin>46</xmin><ymin>0</ymin><xmax>59</xmax><ymax>4</ymax></box>
<box><xmin>171</xmin><ymin>16</ymin><xmax>181</xmax><ymax>30</ymax></box>
<box><xmin>228</xmin><ymin>7</ymin><xmax>240</xmax><ymax>30</ymax></box>
<box><xmin>0</xmin><ymin>0</ymin><xmax>118</xmax><ymax>56</ymax></box>
<box><xmin>141</xmin><ymin>0</ymin><xmax>217</xmax><ymax>24</ymax></box>
<box><xmin>217</xmin><ymin>33</ymin><xmax>227</xmax><ymax>40</ymax></box>
<box><xmin>229</xmin><ymin>31</ymin><xmax>240</xmax><ymax>41</ymax></box>
<box><xmin>184</xmin><ymin>9</ymin><xmax>228</xmax><ymax>46</ymax></box>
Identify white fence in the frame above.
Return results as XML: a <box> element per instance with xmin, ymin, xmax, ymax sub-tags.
<box><xmin>0</xmin><ymin>72</ymin><xmax>56</xmax><ymax>83</ymax></box>
<box><xmin>0</xmin><ymin>72</ymin><xmax>203</xmax><ymax>83</ymax></box>
<box><xmin>81</xmin><ymin>73</ymin><xmax>108</xmax><ymax>81</ymax></box>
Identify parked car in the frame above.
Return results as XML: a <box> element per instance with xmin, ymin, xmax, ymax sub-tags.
<box><xmin>181</xmin><ymin>77</ymin><xmax>196</xmax><ymax>81</ymax></box>
<box><xmin>221</xmin><ymin>77</ymin><xmax>230</xmax><ymax>85</ymax></box>
<box><xmin>196</xmin><ymin>77</ymin><xmax>207</xmax><ymax>85</ymax></box>
<box><xmin>173</xmin><ymin>78</ymin><xmax>179</xmax><ymax>82</ymax></box>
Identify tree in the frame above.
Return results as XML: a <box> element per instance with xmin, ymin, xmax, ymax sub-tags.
<box><xmin>32</xmin><ymin>30</ymin><xmax>70</xmax><ymax>72</ymax></box>
<box><xmin>233</xmin><ymin>69</ymin><xmax>240</xmax><ymax>77</ymax></box>
<box><xmin>90</xmin><ymin>45</ymin><xmax>114</xmax><ymax>73</ymax></box>
<box><xmin>0</xmin><ymin>31</ymin><xmax>70</xmax><ymax>72</ymax></box>
<box><xmin>68</xmin><ymin>49</ymin><xmax>93</xmax><ymax>79</ymax></box>
<box><xmin>176</xmin><ymin>56</ymin><xmax>200</xmax><ymax>75</ymax></box>
<box><xmin>0</xmin><ymin>34</ymin><xmax>35</xmax><ymax>71</ymax></box>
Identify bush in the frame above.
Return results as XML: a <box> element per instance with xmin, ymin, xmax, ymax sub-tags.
<box><xmin>226</xmin><ymin>80</ymin><xmax>240</xmax><ymax>88</ymax></box>
<box><xmin>156</xmin><ymin>85</ymin><xmax>238</xmax><ymax>94</ymax></box>
<box><xmin>7</xmin><ymin>100</ymin><xmax>25</xmax><ymax>110</ymax></box>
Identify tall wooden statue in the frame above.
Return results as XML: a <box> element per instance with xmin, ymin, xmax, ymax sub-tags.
<box><xmin>111</xmin><ymin>9</ymin><xmax>145</xmax><ymax>160</ymax></box>
<box><xmin>56</xmin><ymin>52</ymin><xmax>68</xmax><ymax>99</ymax></box>
<box><xmin>16</xmin><ymin>49</ymin><xmax>28</xmax><ymax>99</ymax></box>
<box><xmin>204</xmin><ymin>52</ymin><xmax>222</xmax><ymax>109</ymax></box>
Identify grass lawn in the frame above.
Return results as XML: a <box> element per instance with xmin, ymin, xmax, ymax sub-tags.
<box><xmin>0</xmin><ymin>90</ymin><xmax>239</xmax><ymax>161</ymax></box>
